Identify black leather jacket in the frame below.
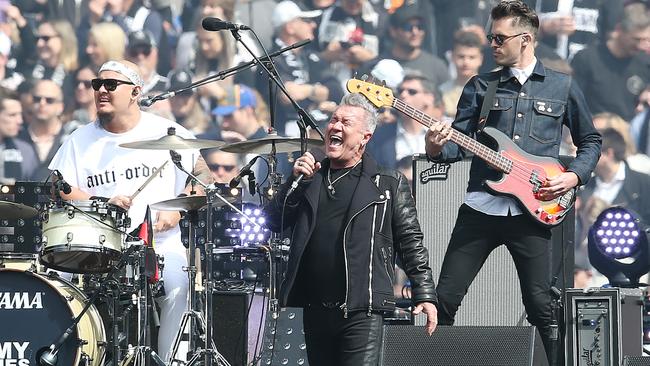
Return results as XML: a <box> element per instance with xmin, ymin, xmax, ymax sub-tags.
<box><xmin>265</xmin><ymin>153</ymin><xmax>437</xmax><ymax>316</ymax></box>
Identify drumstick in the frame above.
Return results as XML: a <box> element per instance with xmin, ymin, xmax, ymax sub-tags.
<box><xmin>130</xmin><ymin>160</ymin><xmax>169</xmax><ymax>200</ymax></box>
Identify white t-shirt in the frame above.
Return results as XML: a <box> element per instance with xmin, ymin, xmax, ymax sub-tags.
<box><xmin>48</xmin><ymin>111</ymin><xmax>199</xmax><ymax>252</ymax></box>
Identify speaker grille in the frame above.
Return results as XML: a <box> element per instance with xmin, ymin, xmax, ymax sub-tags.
<box><xmin>413</xmin><ymin>156</ymin><xmax>526</xmax><ymax>326</ymax></box>
<box><xmin>381</xmin><ymin>325</ymin><xmax>547</xmax><ymax>366</ymax></box>
<box><xmin>624</xmin><ymin>356</ymin><xmax>650</xmax><ymax>366</ymax></box>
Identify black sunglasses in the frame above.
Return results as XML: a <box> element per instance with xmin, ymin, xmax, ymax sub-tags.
<box><xmin>128</xmin><ymin>46</ymin><xmax>152</xmax><ymax>58</ymax></box>
<box><xmin>398</xmin><ymin>87</ymin><xmax>422</xmax><ymax>96</ymax></box>
<box><xmin>76</xmin><ymin>79</ymin><xmax>93</xmax><ymax>89</ymax></box>
<box><xmin>486</xmin><ymin>32</ymin><xmax>526</xmax><ymax>46</ymax></box>
<box><xmin>37</xmin><ymin>34</ymin><xmax>60</xmax><ymax>42</ymax></box>
<box><xmin>33</xmin><ymin>95</ymin><xmax>60</xmax><ymax>104</ymax></box>
<box><xmin>207</xmin><ymin>163</ymin><xmax>236</xmax><ymax>172</ymax></box>
<box><xmin>400</xmin><ymin>23</ymin><xmax>424</xmax><ymax>32</ymax></box>
<box><xmin>91</xmin><ymin>78</ymin><xmax>135</xmax><ymax>91</ymax></box>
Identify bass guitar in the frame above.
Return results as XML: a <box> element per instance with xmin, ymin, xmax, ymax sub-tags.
<box><xmin>347</xmin><ymin>76</ymin><xmax>575</xmax><ymax>227</ymax></box>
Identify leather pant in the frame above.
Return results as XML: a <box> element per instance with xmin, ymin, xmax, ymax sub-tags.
<box><xmin>303</xmin><ymin>306</ymin><xmax>384</xmax><ymax>366</ymax></box>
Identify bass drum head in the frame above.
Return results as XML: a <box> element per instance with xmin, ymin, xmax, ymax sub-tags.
<box><xmin>0</xmin><ymin>269</ymin><xmax>105</xmax><ymax>365</ymax></box>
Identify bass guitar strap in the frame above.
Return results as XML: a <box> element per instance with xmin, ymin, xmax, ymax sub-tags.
<box><xmin>478</xmin><ymin>78</ymin><xmax>499</xmax><ymax>132</ymax></box>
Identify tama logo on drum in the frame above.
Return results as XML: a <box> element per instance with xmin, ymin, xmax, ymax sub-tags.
<box><xmin>0</xmin><ymin>292</ymin><xmax>43</xmax><ymax>309</ymax></box>
<box><xmin>0</xmin><ymin>341</ymin><xmax>30</xmax><ymax>365</ymax></box>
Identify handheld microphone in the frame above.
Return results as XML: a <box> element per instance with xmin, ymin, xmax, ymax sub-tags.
<box><xmin>287</xmin><ymin>149</ymin><xmax>326</xmax><ymax>196</ymax></box>
<box><xmin>52</xmin><ymin>170</ymin><xmax>72</xmax><ymax>194</ymax></box>
<box><xmin>202</xmin><ymin>17</ymin><xmax>250</xmax><ymax>31</ymax></box>
<box><xmin>229</xmin><ymin>156</ymin><xmax>259</xmax><ymax>188</ymax></box>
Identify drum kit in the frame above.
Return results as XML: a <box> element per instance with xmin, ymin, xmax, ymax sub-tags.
<box><xmin>0</xmin><ymin>129</ymin><xmax>323</xmax><ymax>366</ymax></box>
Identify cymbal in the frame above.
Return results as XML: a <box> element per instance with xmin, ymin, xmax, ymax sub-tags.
<box><xmin>220</xmin><ymin>136</ymin><xmax>324</xmax><ymax>154</ymax></box>
<box><xmin>0</xmin><ymin>201</ymin><xmax>38</xmax><ymax>219</ymax></box>
<box><xmin>150</xmin><ymin>194</ymin><xmax>237</xmax><ymax>212</ymax></box>
<box><xmin>120</xmin><ymin>135</ymin><xmax>225</xmax><ymax>150</ymax></box>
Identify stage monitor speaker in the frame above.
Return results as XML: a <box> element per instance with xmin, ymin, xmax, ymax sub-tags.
<box><xmin>212</xmin><ymin>291</ymin><xmax>267</xmax><ymax>366</ymax></box>
<box><xmin>412</xmin><ymin>155</ymin><xmax>574</xmax><ymax>326</ymax></box>
<box><xmin>260</xmin><ymin>307</ymin><xmax>309</xmax><ymax>366</ymax></box>
<box><xmin>380</xmin><ymin>324</ymin><xmax>549</xmax><ymax>366</ymax></box>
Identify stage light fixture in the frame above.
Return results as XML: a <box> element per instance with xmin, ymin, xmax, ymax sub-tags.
<box><xmin>588</xmin><ymin>206</ymin><xmax>650</xmax><ymax>287</ymax></box>
<box><xmin>232</xmin><ymin>203</ymin><xmax>271</xmax><ymax>248</ymax></box>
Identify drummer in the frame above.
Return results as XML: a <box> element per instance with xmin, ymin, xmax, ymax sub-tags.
<box><xmin>48</xmin><ymin>60</ymin><xmax>213</xmax><ymax>361</ymax></box>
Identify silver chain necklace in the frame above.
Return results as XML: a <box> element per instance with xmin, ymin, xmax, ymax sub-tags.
<box><xmin>327</xmin><ymin>159</ymin><xmax>362</xmax><ymax>195</ymax></box>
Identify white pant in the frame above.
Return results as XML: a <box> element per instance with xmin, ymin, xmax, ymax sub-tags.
<box><xmin>154</xmin><ymin>232</ymin><xmax>189</xmax><ymax>362</ymax></box>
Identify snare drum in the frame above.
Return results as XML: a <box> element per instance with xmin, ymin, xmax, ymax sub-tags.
<box><xmin>0</xmin><ymin>269</ymin><xmax>106</xmax><ymax>365</ymax></box>
<box><xmin>40</xmin><ymin>200</ymin><xmax>128</xmax><ymax>273</ymax></box>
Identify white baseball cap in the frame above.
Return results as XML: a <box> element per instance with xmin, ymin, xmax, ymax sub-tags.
<box><xmin>371</xmin><ymin>59</ymin><xmax>405</xmax><ymax>90</ymax></box>
<box><xmin>271</xmin><ymin>1</ymin><xmax>322</xmax><ymax>29</ymax></box>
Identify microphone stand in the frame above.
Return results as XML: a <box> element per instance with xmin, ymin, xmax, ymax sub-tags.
<box><xmin>140</xmin><ymin>39</ymin><xmax>313</xmax><ymax>107</ymax></box>
<box><xmin>228</xmin><ymin>28</ymin><xmax>325</xmax><ymax>144</ymax></box>
<box><xmin>228</xmin><ymin>28</ymin><xmax>315</xmax><ymax>329</ymax></box>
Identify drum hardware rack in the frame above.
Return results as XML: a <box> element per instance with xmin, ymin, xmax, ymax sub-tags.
<box><xmin>37</xmin><ymin>243</ymin><xmax>142</xmax><ymax>366</ymax></box>
<box><xmin>167</xmin><ymin>149</ymin><xmax>260</xmax><ymax>366</ymax></box>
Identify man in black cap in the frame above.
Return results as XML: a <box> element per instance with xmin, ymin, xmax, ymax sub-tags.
<box><xmin>378</xmin><ymin>3</ymin><xmax>449</xmax><ymax>87</ymax></box>
<box><xmin>126</xmin><ymin>30</ymin><xmax>168</xmax><ymax>95</ymax></box>
<box><xmin>167</xmin><ymin>68</ymin><xmax>212</xmax><ymax>135</ymax></box>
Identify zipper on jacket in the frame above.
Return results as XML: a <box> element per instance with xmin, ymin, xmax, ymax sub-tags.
<box><xmin>341</xmin><ymin>200</ymin><xmax>383</xmax><ymax>318</ymax></box>
<box><xmin>379</xmin><ymin>189</ymin><xmax>390</xmax><ymax>232</ymax></box>
<box><xmin>381</xmin><ymin>247</ymin><xmax>393</xmax><ymax>284</ymax></box>
<box><xmin>368</xmin><ymin>203</ymin><xmax>378</xmax><ymax>317</ymax></box>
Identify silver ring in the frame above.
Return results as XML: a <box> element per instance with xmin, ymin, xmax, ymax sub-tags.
<box><xmin>297</xmin><ymin>161</ymin><xmax>302</xmax><ymax>166</ymax></box>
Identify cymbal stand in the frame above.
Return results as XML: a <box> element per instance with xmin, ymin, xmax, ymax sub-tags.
<box><xmin>167</xmin><ymin>151</ymin><xmax>260</xmax><ymax>366</ymax></box>
<box><xmin>264</xmin><ymin>143</ymin><xmax>285</xmax><ymax>319</ymax></box>
<box><xmin>120</xmin><ymin>242</ymin><xmax>165</xmax><ymax>366</ymax></box>
<box><xmin>168</xmin><ymin>209</ymin><xmax>214</xmax><ymax>365</ymax></box>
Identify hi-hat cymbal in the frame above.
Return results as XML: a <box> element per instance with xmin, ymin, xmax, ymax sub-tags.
<box><xmin>150</xmin><ymin>194</ymin><xmax>237</xmax><ymax>212</ymax></box>
<box><xmin>220</xmin><ymin>136</ymin><xmax>324</xmax><ymax>154</ymax></box>
<box><xmin>120</xmin><ymin>135</ymin><xmax>225</xmax><ymax>150</ymax></box>
<box><xmin>0</xmin><ymin>201</ymin><xmax>38</xmax><ymax>219</ymax></box>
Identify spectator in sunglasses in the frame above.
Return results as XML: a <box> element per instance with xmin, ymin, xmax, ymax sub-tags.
<box><xmin>367</xmin><ymin>71</ymin><xmax>447</xmax><ymax>169</ymax></box>
<box><xmin>19</xmin><ymin>79</ymin><xmax>66</xmax><ymax>181</ymax></box>
<box><xmin>375</xmin><ymin>3</ymin><xmax>449</xmax><ymax>88</ymax></box>
<box><xmin>126</xmin><ymin>30</ymin><xmax>168</xmax><ymax>95</ymax></box>
<box><xmin>202</xmin><ymin>148</ymin><xmax>243</xmax><ymax>184</ymax></box>
<box><xmin>19</xmin><ymin>20</ymin><xmax>78</xmax><ymax>113</ymax></box>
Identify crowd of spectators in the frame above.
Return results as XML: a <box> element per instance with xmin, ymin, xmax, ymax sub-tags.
<box><xmin>2</xmin><ymin>0</ymin><xmax>650</xmax><ymax>289</ymax></box>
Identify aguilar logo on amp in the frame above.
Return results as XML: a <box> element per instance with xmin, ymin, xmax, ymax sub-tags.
<box><xmin>0</xmin><ymin>292</ymin><xmax>43</xmax><ymax>309</ymax></box>
<box><xmin>0</xmin><ymin>342</ymin><xmax>30</xmax><ymax>365</ymax></box>
<box><xmin>419</xmin><ymin>162</ymin><xmax>451</xmax><ymax>183</ymax></box>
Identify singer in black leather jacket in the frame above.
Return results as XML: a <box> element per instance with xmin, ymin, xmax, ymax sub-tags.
<box><xmin>265</xmin><ymin>93</ymin><xmax>437</xmax><ymax>366</ymax></box>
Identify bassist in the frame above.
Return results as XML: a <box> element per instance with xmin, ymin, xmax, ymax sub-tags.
<box><xmin>424</xmin><ymin>1</ymin><xmax>601</xmax><ymax>363</ymax></box>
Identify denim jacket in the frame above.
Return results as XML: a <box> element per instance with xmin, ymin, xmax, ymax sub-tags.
<box><xmin>431</xmin><ymin>61</ymin><xmax>601</xmax><ymax>192</ymax></box>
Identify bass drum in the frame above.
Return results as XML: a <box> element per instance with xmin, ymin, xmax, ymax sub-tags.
<box><xmin>0</xmin><ymin>269</ymin><xmax>105</xmax><ymax>365</ymax></box>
